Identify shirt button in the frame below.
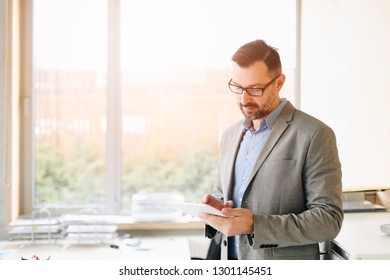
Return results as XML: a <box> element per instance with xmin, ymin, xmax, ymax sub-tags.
<box><xmin>241</xmin><ymin>176</ymin><xmax>245</xmax><ymax>180</ymax></box>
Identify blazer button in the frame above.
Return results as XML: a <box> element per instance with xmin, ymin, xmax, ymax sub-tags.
<box><xmin>223</xmin><ymin>240</ymin><xmax>227</xmax><ymax>246</ymax></box>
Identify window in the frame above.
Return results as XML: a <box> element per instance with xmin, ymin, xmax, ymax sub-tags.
<box><xmin>21</xmin><ymin>0</ymin><xmax>297</xmax><ymax>214</ymax></box>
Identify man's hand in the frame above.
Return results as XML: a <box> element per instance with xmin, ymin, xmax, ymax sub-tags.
<box><xmin>200</xmin><ymin>194</ymin><xmax>254</xmax><ymax>237</ymax></box>
<box><xmin>202</xmin><ymin>194</ymin><xmax>233</xmax><ymax>210</ymax></box>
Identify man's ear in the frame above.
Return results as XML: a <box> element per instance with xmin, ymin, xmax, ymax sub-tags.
<box><xmin>276</xmin><ymin>74</ymin><xmax>286</xmax><ymax>91</ymax></box>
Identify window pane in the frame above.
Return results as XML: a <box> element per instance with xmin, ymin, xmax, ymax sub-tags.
<box><xmin>33</xmin><ymin>0</ymin><xmax>107</xmax><ymax>207</ymax></box>
<box><xmin>120</xmin><ymin>0</ymin><xmax>296</xmax><ymax>211</ymax></box>
<box><xmin>29</xmin><ymin>0</ymin><xmax>296</xmax><ymax>212</ymax></box>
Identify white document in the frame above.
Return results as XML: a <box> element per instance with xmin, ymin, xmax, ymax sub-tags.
<box><xmin>168</xmin><ymin>202</ymin><xmax>226</xmax><ymax>218</ymax></box>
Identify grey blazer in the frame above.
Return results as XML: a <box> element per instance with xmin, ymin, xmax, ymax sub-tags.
<box><xmin>206</xmin><ymin>102</ymin><xmax>343</xmax><ymax>260</ymax></box>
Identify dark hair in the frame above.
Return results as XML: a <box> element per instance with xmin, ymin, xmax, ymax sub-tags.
<box><xmin>232</xmin><ymin>40</ymin><xmax>282</xmax><ymax>74</ymax></box>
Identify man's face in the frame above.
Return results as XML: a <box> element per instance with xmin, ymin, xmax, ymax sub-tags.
<box><xmin>231</xmin><ymin>60</ymin><xmax>283</xmax><ymax>122</ymax></box>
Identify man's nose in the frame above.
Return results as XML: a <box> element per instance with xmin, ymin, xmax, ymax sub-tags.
<box><xmin>240</xmin><ymin>90</ymin><xmax>252</xmax><ymax>104</ymax></box>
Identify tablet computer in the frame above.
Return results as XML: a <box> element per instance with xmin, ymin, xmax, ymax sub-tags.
<box><xmin>168</xmin><ymin>202</ymin><xmax>226</xmax><ymax>218</ymax></box>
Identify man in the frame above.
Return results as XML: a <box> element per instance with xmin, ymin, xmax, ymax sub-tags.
<box><xmin>200</xmin><ymin>40</ymin><xmax>343</xmax><ymax>260</ymax></box>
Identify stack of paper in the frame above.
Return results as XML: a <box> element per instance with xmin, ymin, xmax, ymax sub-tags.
<box><xmin>60</xmin><ymin>214</ymin><xmax>118</xmax><ymax>244</ymax></box>
<box><xmin>8</xmin><ymin>216</ymin><xmax>63</xmax><ymax>240</ymax></box>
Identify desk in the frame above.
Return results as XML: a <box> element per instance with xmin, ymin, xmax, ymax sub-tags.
<box><xmin>0</xmin><ymin>237</ymin><xmax>191</xmax><ymax>260</ymax></box>
<box><xmin>328</xmin><ymin>211</ymin><xmax>390</xmax><ymax>259</ymax></box>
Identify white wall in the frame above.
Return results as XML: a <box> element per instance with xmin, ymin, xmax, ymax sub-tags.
<box><xmin>300</xmin><ymin>0</ymin><xmax>390</xmax><ymax>190</ymax></box>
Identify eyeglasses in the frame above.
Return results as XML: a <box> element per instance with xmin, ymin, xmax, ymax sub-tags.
<box><xmin>228</xmin><ymin>75</ymin><xmax>280</xmax><ymax>97</ymax></box>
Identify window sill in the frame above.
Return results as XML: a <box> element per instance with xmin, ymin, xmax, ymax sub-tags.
<box><xmin>8</xmin><ymin>214</ymin><xmax>205</xmax><ymax>234</ymax></box>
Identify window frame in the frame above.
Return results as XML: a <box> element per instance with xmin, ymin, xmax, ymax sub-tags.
<box><xmin>20</xmin><ymin>0</ymin><xmax>122</xmax><ymax>215</ymax></box>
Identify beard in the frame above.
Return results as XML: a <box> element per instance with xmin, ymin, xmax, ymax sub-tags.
<box><xmin>239</xmin><ymin>90</ymin><xmax>280</xmax><ymax>121</ymax></box>
<box><xmin>239</xmin><ymin>102</ymin><xmax>273</xmax><ymax>121</ymax></box>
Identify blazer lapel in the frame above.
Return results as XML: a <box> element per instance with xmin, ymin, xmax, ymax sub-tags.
<box><xmin>245</xmin><ymin>102</ymin><xmax>295</xmax><ymax>189</ymax></box>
